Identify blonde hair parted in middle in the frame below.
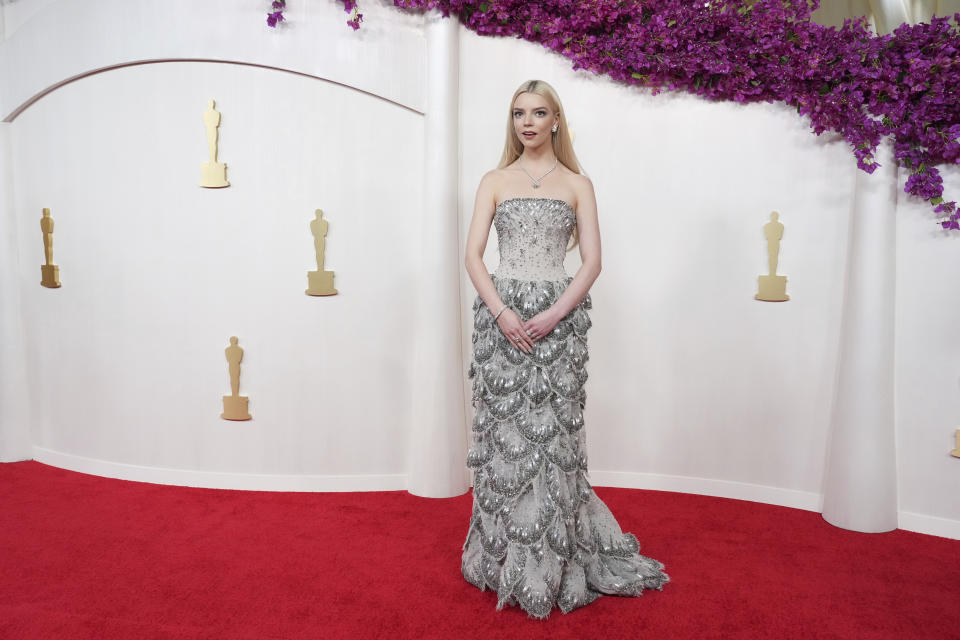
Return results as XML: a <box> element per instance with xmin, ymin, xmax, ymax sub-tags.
<box><xmin>498</xmin><ymin>79</ymin><xmax>582</xmax><ymax>173</ymax></box>
<box><xmin>498</xmin><ymin>79</ymin><xmax>582</xmax><ymax>249</ymax></box>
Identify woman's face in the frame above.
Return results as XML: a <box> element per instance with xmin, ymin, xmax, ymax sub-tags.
<box><xmin>512</xmin><ymin>92</ymin><xmax>558</xmax><ymax>151</ymax></box>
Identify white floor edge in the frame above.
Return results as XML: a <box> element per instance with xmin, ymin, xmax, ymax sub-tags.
<box><xmin>28</xmin><ymin>447</ymin><xmax>960</xmax><ymax>540</ymax></box>
<box><xmin>589</xmin><ymin>470</ymin><xmax>960</xmax><ymax>540</ymax></box>
<box><xmin>897</xmin><ymin>511</ymin><xmax>960</xmax><ymax>540</ymax></box>
<box><xmin>32</xmin><ymin>446</ymin><xmax>408</xmax><ymax>492</ymax></box>
<box><xmin>588</xmin><ymin>470</ymin><xmax>824</xmax><ymax>512</ymax></box>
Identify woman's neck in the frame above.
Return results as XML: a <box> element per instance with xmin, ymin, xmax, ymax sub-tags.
<box><xmin>519</xmin><ymin>146</ymin><xmax>557</xmax><ymax>168</ymax></box>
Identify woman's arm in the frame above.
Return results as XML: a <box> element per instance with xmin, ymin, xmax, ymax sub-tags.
<box><xmin>464</xmin><ymin>171</ymin><xmax>506</xmax><ymax>314</ymax></box>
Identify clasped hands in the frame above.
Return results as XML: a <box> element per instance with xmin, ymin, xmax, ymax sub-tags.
<box><xmin>496</xmin><ymin>307</ymin><xmax>560</xmax><ymax>353</ymax></box>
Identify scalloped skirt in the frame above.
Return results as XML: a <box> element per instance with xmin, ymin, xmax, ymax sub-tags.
<box><xmin>461</xmin><ymin>275</ymin><xmax>669</xmax><ymax>619</ymax></box>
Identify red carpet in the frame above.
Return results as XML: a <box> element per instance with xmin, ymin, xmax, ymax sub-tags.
<box><xmin>1</xmin><ymin>461</ymin><xmax>958</xmax><ymax>639</ymax></box>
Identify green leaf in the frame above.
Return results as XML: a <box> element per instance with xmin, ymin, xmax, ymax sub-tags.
<box><xmin>534</xmin><ymin>24</ymin><xmax>541</xmax><ymax>33</ymax></box>
<box><xmin>932</xmin><ymin>197</ymin><xmax>944</xmax><ymax>205</ymax></box>
<box><xmin>563</xmin><ymin>36</ymin><xmax>573</xmax><ymax>44</ymax></box>
<box><xmin>882</xmin><ymin>115</ymin><xmax>894</xmax><ymax>127</ymax></box>
<box><xmin>479</xmin><ymin>2</ymin><xmax>489</xmax><ymax>11</ymax></box>
<box><xmin>667</xmin><ymin>19</ymin><xmax>676</xmax><ymax>27</ymax></box>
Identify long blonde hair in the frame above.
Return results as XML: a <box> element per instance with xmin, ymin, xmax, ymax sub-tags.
<box><xmin>498</xmin><ymin>79</ymin><xmax>582</xmax><ymax>249</ymax></box>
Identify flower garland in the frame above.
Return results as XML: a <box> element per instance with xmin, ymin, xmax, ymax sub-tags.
<box><xmin>267</xmin><ymin>0</ymin><xmax>362</xmax><ymax>30</ymax></box>
<box><xmin>268</xmin><ymin>0</ymin><xmax>960</xmax><ymax>228</ymax></box>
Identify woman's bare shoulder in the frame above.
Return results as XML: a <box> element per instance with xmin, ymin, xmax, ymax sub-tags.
<box><xmin>568</xmin><ymin>172</ymin><xmax>593</xmax><ymax>192</ymax></box>
<box><xmin>479</xmin><ymin>167</ymin><xmax>511</xmax><ymax>187</ymax></box>
<box><xmin>565</xmin><ymin>173</ymin><xmax>594</xmax><ymax>210</ymax></box>
<box><xmin>475</xmin><ymin>169</ymin><xmax>507</xmax><ymax>209</ymax></box>
<box><xmin>566</xmin><ymin>169</ymin><xmax>592</xmax><ymax>185</ymax></box>
<box><xmin>559</xmin><ymin>168</ymin><xmax>590</xmax><ymax>187</ymax></box>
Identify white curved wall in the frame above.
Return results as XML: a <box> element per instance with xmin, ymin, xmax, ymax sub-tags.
<box><xmin>0</xmin><ymin>121</ymin><xmax>32</xmax><ymax>462</ymax></box>
<box><xmin>895</xmin><ymin>166</ymin><xmax>960</xmax><ymax>536</ymax></box>
<box><xmin>13</xmin><ymin>59</ymin><xmax>423</xmax><ymax>486</ymax></box>
<box><xmin>1</xmin><ymin>0</ymin><xmax>958</xmax><ymax>537</ymax></box>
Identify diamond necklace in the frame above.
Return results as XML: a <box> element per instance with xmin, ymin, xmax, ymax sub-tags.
<box><xmin>518</xmin><ymin>157</ymin><xmax>559</xmax><ymax>189</ymax></box>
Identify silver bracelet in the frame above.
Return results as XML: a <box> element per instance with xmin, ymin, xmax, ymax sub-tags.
<box><xmin>492</xmin><ymin>304</ymin><xmax>509</xmax><ymax>321</ymax></box>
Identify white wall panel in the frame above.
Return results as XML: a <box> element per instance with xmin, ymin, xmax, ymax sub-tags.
<box><xmin>0</xmin><ymin>122</ymin><xmax>32</xmax><ymax>461</ymax></box>
<box><xmin>12</xmin><ymin>61</ymin><xmax>423</xmax><ymax>477</ymax></box>
<box><xmin>895</xmin><ymin>165</ymin><xmax>960</xmax><ymax>525</ymax></box>
<box><xmin>1</xmin><ymin>0</ymin><xmax>59</xmax><ymax>40</ymax></box>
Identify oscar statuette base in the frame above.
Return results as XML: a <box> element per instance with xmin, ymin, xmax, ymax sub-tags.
<box><xmin>41</xmin><ymin>264</ymin><xmax>61</xmax><ymax>288</ymax></box>
<box><xmin>951</xmin><ymin>429</ymin><xmax>960</xmax><ymax>458</ymax></box>
<box><xmin>306</xmin><ymin>270</ymin><xmax>338</xmax><ymax>296</ymax></box>
<box><xmin>756</xmin><ymin>275</ymin><xmax>789</xmax><ymax>302</ymax></box>
<box><xmin>221</xmin><ymin>395</ymin><xmax>251</xmax><ymax>421</ymax></box>
<box><xmin>200</xmin><ymin>162</ymin><xmax>229</xmax><ymax>188</ymax></box>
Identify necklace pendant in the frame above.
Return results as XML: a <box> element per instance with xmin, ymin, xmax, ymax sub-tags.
<box><xmin>532</xmin><ymin>182</ymin><xmax>540</xmax><ymax>189</ymax></box>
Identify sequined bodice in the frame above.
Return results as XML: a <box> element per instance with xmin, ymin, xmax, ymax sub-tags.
<box><xmin>493</xmin><ymin>198</ymin><xmax>576</xmax><ymax>281</ymax></box>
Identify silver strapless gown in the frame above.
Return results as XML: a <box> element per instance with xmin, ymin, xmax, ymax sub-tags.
<box><xmin>461</xmin><ymin>197</ymin><xmax>669</xmax><ymax>619</ymax></box>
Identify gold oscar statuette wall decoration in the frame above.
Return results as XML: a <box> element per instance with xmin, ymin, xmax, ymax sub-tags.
<box><xmin>306</xmin><ymin>209</ymin><xmax>338</xmax><ymax>296</ymax></box>
<box><xmin>221</xmin><ymin>336</ymin><xmax>251</xmax><ymax>420</ymax></box>
<box><xmin>951</xmin><ymin>429</ymin><xmax>960</xmax><ymax>458</ymax></box>
<box><xmin>755</xmin><ymin>211</ymin><xmax>789</xmax><ymax>302</ymax></box>
<box><xmin>40</xmin><ymin>208</ymin><xmax>61</xmax><ymax>288</ymax></box>
<box><xmin>200</xmin><ymin>99</ymin><xmax>229</xmax><ymax>188</ymax></box>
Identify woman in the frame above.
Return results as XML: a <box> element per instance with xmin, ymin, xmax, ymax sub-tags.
<box><xmin>461</xmin><ymin>80</ymin><xmax>669</xmax><ymax>619</ymax></box>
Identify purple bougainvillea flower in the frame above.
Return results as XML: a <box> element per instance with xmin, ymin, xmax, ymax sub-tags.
<box><xmin>293</xmin><ymin>0</ymin><xmax>960</xmax><ymax>225</ymax></box>
<box><xmin>266</xmin><ymin>10</ymin><xmax>285</xmax><ymax>27</ymax></box>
